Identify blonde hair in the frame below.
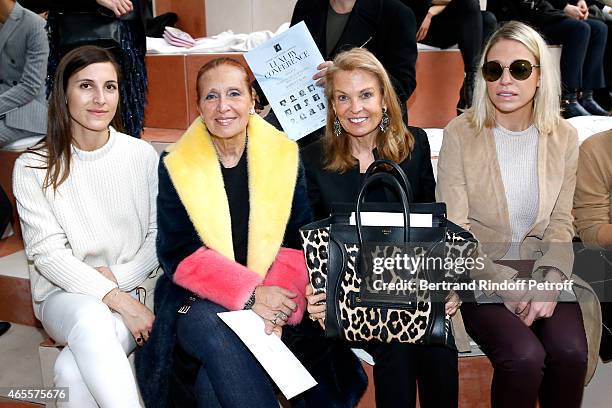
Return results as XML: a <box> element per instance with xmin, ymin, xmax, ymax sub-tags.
<box><xmin>323</xmin><ymin>48</ymin><xmax>414</xmax><ymax>172</ymax></box>
<box><xmin>468</xmin><ymin>21</ymin><xmax>561</xmax><ymax>134</ymax></box>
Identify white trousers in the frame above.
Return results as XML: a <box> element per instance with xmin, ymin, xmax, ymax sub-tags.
<box><xmin>39</xmin><ymin>291</ymin><xmax>142</xmax><ymax>408</ymax></box>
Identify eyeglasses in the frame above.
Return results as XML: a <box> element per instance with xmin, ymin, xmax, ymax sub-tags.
<box><xmin>482</xmin><ymin>60</ymin><xmax>540</xmax><ymax>82</ymax></box>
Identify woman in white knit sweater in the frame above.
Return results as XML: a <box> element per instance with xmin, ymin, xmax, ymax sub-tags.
<box><xmin>12</xmin><ymin>46</ymin><xmax>158</xmax><ymax>408</ymax></box>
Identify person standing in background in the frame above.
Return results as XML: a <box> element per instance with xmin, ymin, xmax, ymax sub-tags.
<box><xmin>22</xmin><ymin>0</ymin><xmax>148</xmax><ymax>138</ymax></box>
<box><xmin>280</xmin><ymin>0</ymin><xmax>417</xmax><ymax>143</ymax></box>
<box><xmin>405</xmin><ymin>0</ymin><xmax>497</xmax><ymax>112</ymax></box>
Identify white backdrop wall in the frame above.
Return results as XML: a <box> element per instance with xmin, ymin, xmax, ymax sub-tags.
<box><xmin>205</xmin><ymin>0</ymin><xmax>298</xmax><ymax>36</ymax></box>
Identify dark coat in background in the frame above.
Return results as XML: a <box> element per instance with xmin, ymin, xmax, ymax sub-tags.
<box><xmin>291</xmin><ymin>0</ymin><xmax>418</xmax><ymax>106</ymax></box>
<box><xmin>486</xmin><ymin>0</ymin><xmax>567</xmax><ymax>25</ymax></box>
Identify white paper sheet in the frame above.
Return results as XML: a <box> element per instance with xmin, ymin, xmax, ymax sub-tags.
<box><xmin>349</xmin><ymin>212</ymin><xmax>433</xmax><ymax>227</ymax></box>
<box><xmin>217</xmin><ymin>310</ymin><xmax>317</xmax><ymax>399</ymax></box>
<box><xmin>245</xmin><ymin>22</ymin><xmax>327</xmax><ymax>140</ymax></box>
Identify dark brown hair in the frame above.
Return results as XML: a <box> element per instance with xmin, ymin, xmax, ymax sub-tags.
<box><xmin>195</xmin><ymin>57</ymin><xmax>253</xmax><ymax>103</ymax></box>
<box><xmin>29</xmin><ymin>45</ymin><xmax>124</xmax><ymax>190</ymax></box>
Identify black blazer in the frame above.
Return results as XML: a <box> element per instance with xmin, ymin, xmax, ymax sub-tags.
<box><xmin>291</xmin><ymin>0</ymin><xmax>418</xmax><ymax>104</ymax></box>
<box><xmin>301</xmin><ymin>126</ymin><xmax>436</xmax><ymax>221</ymax></box>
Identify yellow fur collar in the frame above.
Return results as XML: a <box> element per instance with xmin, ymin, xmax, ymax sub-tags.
<box><xmin>164</xmin><ymin>114</ymin><xmax>299</xmax><ymax>277</ymax></box>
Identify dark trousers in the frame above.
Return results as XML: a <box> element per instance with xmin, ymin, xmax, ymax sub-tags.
<box><xmin>364</xmin><ymin>342</ymin><xmax>458</xmax><ymax>408</ymax></box>
<box><xmin>0</xmin><ymin>186</ymin><xmax>12</xmax><ymax>235</ymax></box>
<box><xmin>461</xmin><ymin>302</ymin><xmax>588</xmax><ymax>408</ymax></box>
<box><xmin>604</xmin><ymin>20</ymin><xmax>612</xmax><ymax>87</ymax></box>
<box><xmin>175</xmin><ymin>299</ymin><xmax>279</xmax><ymax>408</ymax></box>
<box><xmin>422</xmin><ymin>0</ymin><xmax>497</xmax><ymax>71</ymax></box>
<box><xmin>539</xmin><ymin>18</ymin><xmax>607</xmax><ymax>91</ymax></box>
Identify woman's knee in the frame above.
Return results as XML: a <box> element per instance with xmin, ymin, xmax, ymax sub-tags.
<box><xmin>497</xmin><ymin>341</ymin><xmax>546</xmax><ymax>378</ymax></box>
<box><xmin>176</xmin><ymin>300</ymin><xmax>240</xmax><ymax>354</ymax></box>
<box><xmin>571</xmin><ymin>20</ymin><xmax>591</xmax><ymax>41</ymax></box>
<box><xmin>551</xmin><ymin>345</ymin><xmax>588</xmax><ymax>371</ymax></box>
<box><xmin>587</xmin><ymin>19</ymin><xmax>608</xmax><ymax>45</ymax></box>
<box><xmin>482</xmin><ymin>11</ymin><xmax>497</xmax><ymax>37</ymax></box>
<box><xmin>545</xmin><ymin>336</ymin><xmax>588</xmax><ymax>370</ymax></box>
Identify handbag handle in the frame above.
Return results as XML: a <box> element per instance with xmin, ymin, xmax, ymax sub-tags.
<box><xmin>355</xmin><ymin>172</ymin><xmax>411</xmax><ymax>246</ymax></box>
<box><xmin>363</xmin><ymin>159</ymin><xmax>414</xmax><ymax>203</ymax></box>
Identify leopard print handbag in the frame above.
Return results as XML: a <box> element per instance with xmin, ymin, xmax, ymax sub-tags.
<box><xmin>299</xmin><ymin>161</ymin><xmax>478</xmax><ymax>347</ymax></box>
<box><xmin>300</xmin><ymin>221</ymin><xmax>477</xmax><ymax>346</ymax></box>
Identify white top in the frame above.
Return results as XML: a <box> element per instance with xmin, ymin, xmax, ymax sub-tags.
<box><xmin>13</xmin><ymin>128</ymin><xmax>159</xmax><ymax>306</ymax></box>
<box><xmin>493</xmin><ymin>124</ymin><xmax>539</xmax><ymax>260</ymax></box>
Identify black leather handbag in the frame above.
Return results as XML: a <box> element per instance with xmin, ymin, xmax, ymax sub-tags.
<box><xmin>56</xmin><ymin>11</ymin><xmax>122</xmax><ymax>53</ymax></box>
<box><xmin>300</xmin><ymin>160</ymin><xmax>477</xmax><ymax>347</ymax></box>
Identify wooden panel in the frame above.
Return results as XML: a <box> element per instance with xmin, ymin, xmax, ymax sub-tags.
<box><xmin>356</xmin><ymin>363</ymin><xmax>376</xmax><ymax>408</ymax></box>
<box><xmin>142</xmin><ymin>127</ymin><xmax>184</xmax><ymax>143</ymax></box>
<box><xmin>0</xmin><ymin>235</ymin><xmax>24</xmax><ymax>258</ymax></box>
<box><xmin>459</xmin><ymin>356</ymin><xmax>494</xmax><ymax>408</ymax></box>
<box><xmin>144</xmin><ymin>50</ymin><xmax>465</xmax><ymax>130</ymax></box>
<box><xmin>408</xmin><ymin>50</ymin><xmax>465</xmax><ymax>129</ymax></box>
<box><xmin>155</xmin><ymin>0</ymin><xmax>206</xmax><ymax>37</ymax></box>
<box><xmin>0</xmin><ymin>275</ymin><xmax>40</xmax><ymax>327</ymax></box>
<box><xmin>184</xmin><ymin>54</ymin><xmax>252</xmax><ymax>124</ymax></box>
<box><xmin>144</xmin><ymin>55</ymin><xmax>190</xmax><ymax>129</ymax></box>
<box><xmin>0</xmin><ymin>398</ymin><xmax>44</xmax><ymax>407</ymax></box>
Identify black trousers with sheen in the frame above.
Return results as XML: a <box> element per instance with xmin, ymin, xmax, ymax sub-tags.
<box><xmin>364</xmin><ymin>341</ymin><xmax>458</xmax><ymax>408</ymax></box>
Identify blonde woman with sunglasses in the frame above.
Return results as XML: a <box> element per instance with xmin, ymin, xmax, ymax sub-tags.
<box><xmin>436</xmin><ymin>21</ymin><xmax>601</xmax><ymax>408</ymax></box>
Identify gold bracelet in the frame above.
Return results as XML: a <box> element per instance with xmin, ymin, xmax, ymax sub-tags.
<box><xmin>109</xmin><ymin>288</ymin><xmax>122</xmax><ymax>309</ymax></box>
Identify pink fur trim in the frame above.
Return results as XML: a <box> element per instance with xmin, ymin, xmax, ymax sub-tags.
<box><xmin>174</xmin><ymin>247</ymin><xmax>263</xmax><ymax>310</ymax></box>
<box><xmin>263</xmin><ymin>248</ymin><xmax>308</xmax><ymax>325</ymax></box>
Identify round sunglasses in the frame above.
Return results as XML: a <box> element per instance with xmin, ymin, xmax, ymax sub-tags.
<box><xmin>481</xmin><ymin>60</ymin><xmax>540</xmax><ymax>82</ymax></box>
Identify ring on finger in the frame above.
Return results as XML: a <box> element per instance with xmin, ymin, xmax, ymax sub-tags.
<box><xmin>272</xmin><ymin>316</ymin><xmax>279</xmax><ymax>325</ymax></box>
<box><xmin>278</xmin><ymin>311</ymin><xmax>288</xmax><ymax>321</ymax></box>
<box><xmin>309</xmin><ymin>314</ymin><xmax>318</xmax><ymax>322</ymax></box>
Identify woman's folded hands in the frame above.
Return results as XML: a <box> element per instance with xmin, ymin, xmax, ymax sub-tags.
<box><xmin>103</xmin><ymin>287</ymin><xmax>155</xmax><ymax>346</ymax></box>
<box><xmin>174</xmin><ymin>246</ymin><xmax>309</xmax><ymax>333</ymax></box>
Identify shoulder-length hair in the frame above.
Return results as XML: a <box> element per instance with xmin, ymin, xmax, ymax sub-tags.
<box><xmin>29</xmin><ymin>45</ymin><xmax>124</xmax><ymax>191</ymax></box>
<box><xmin>323</xmin><ymin>48</ymin><xmax>414</xmax><ymax>172</ymax></box>
<box><xmin>469</xmin><ymin>21</ymin><xmax>561</xmax><ymax>134</ymax></box>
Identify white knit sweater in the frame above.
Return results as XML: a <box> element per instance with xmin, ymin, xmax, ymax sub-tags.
<box><xmin>493</xmin><ymin>124</ymin><xmax>539</xmax><ymax>260</ymax></box>
<box><xmin>13</xmin><ymin>128</ymin><xmax>159</xmax><ymax>307</ymax></box>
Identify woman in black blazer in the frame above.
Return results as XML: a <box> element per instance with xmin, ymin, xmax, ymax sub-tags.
<box><xmin>301</xmin><ymin>124</ymin><xmax>435</xmax><ymax>219</ymax></box>
<box><xmin>301</xmin><ymin>48</ymin><xmax>459</xmax><ymax>408</ymax></box>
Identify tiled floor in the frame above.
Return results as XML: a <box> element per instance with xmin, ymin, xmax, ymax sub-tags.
<box><xmin>0</xmin><ymin>324</ymin><xmax>46</xmax><ymax>404</ymax></box>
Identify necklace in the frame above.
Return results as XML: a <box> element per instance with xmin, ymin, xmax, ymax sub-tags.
<box><xmin>212</xmin><ymin>132</ymin><xmax>248</xmax><ymax>168</ymax></box>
